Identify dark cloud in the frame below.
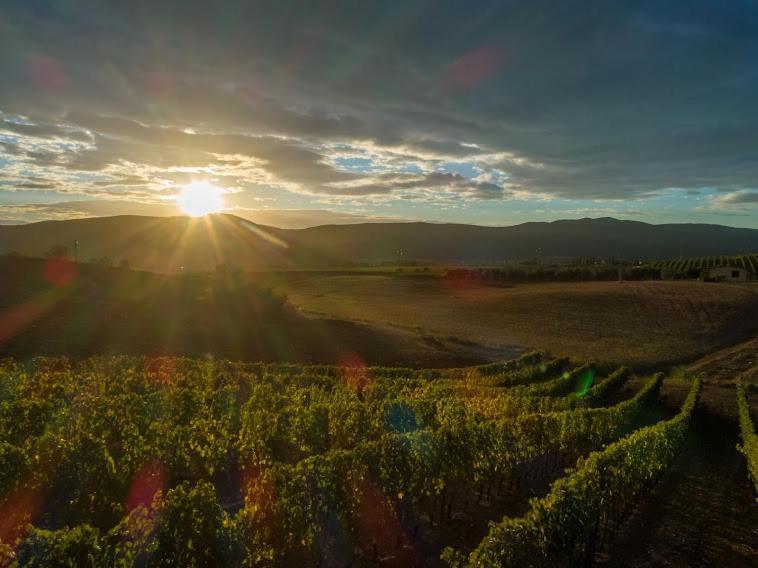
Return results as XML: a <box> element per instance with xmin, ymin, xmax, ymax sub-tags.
<box><xmin>0</xmin><ymin>118</ymin><xmax>90</xmax><ymax>141</ymax></box>
<box><xmin>91</xmin><ymin>175</ymin><xmax>151</xmax><ymax>187</ymax></box>
<box><xmin>0</xmin><ymin>1</ymin><xmax>757</xmax><ymax>201</ymax></box>
<box><xmin>0</xmin><ymin>141</ymin><xmax>21</xmax><ymax>155</ymax></box>
<box><xmin>0</xmin><ymin>200</ymin><xmax>406</xmax><ymax>228</ymax></box>
<box><xmin>25</xmin><ymin>149</ymin><xmax>61</xmax><ymax>166</ymax></box>
<box><xmin>62</xmin><ymin>112</ymin><xmax>358</xmax><ymax>185</ymax></box>
<box><xmin>719</xmin><ymin>191</ymin><xmax>758</xmax><ymax>204</ymax></box>
<box><xmin>63</xmin><ymin>133</ymin><xmax>221</xmax><ymax>171</ymax></box>
<box><xmin>14</xmin><ymin>181</ymin><xmax>57</xmax><ymax>189</ymax></box>
<box><xmin>315</xmin><ymin>171</ymin><xmax>506</xmax><ymax>198</ymax></box>
<box><xmin>401</xmin><ymin>139</ymin><xmax>486</xmax><ymax>158</ymax></box>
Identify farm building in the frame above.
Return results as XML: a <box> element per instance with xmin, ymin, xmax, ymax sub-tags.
<box><xmin>700</xmin><ymin>265</ymin><xmax>749</xmax><ymax>282</ymax></box>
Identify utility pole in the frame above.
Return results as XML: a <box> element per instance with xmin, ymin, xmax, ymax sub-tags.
<box><xmin>74</xmin><ymin>240</ymin><xmax>79</xmax><ymax>263</ymax></box>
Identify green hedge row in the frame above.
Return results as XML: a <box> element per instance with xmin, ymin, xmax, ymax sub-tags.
<box><xmin>445</xmin><ymin>376</ymin><xmax>701</xmax><ymax>567</ymax></box>
<box><xmin>736</xmin><ymin>380</ymin><xmax>758</xmax><ymax>499</ymax></box>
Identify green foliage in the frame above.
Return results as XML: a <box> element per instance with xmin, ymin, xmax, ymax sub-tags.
<box><xmin>15</xmin><ymin>525</ymin><xmax>101</xmax><ymax>567</ymax></box>
<box><xmin>0</xmin><ymin>355</ymin><xmax>682</xmax><ymax>565</ymax></box>
<box><xmin>150</xmin><ymin>481</ymin><xmax>236</xmax><ymax>567</ymax></box>
<box><xmin>579</xmin><ymin>366</ymin><xmax>631</xmax><ymax>407</ymax></box>
<box><xmin>238</xmin><ymin>450</ymin><xmax>365</xmax><ymax>565</ymax></box>
<box><xmin>453</xmin><ymin>378</ymin><xmax>702</xmax><ymax>567</ymax></box>
<box><xmin>736</xmin><ymin>380</ymin><xmax>758</xmax><ymax>499</ymax></box>
<box><xmin>0</xmin><ymin>441</ymin><xmax>27</xmax><ymax>496</ymax></box>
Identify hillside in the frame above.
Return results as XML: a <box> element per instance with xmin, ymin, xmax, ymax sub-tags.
<box><xmin>0</xmin><ymin>256</ymin><xmax>510</xmax><ymax>366</ymax></box>
<box><xmin>279</xmin><ymin>275</ymin><xmax>758</xmax><ymax>368</ymax></box>
<box><xmin>1</xmin><ymin>215</ymin><xmax>757</xmax><ymax>272</ymax></box>
<box><xmin>0</xmin><ymin>215</ymin><xmax>323</xmax><ymax>273</ymax></box>
<box><xmin>295</xmin><ymin>218</ymin><xmax>758</xmax><ymax>263</ymax></box>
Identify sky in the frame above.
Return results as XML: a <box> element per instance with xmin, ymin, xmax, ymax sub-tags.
<box><xmin>1</xmin><ymin>0</ymin><xmax>757</xmax><ymax>228</ymax></box>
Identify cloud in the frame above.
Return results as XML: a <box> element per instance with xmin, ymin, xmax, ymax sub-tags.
<box><xmin>319</xmin><ymin>171</ymin><xmax>507</xmax><ymax>199</ymax></box>
<box><xmin>0</xmin><ymin>200</ymin><xmax>408</xmax><ymax>228</ymax></box>
<box><xmin>63</xmin><ymin>112</ymin><xmax>358</xmax><ymax>184</ymax></box>
<box><xmin>1</xmin><ymin>117</ymin><xmax>91</xmax><ymax>141</ymax></box>
<box><xmin>1</xmin><ymin>0</ymin><xmax>758</xmax><ymax>216</ymax></box>
<box><xmin>0</xmin><ymin>200</ymin><xmax>180</xmax><ymax>223</ymax></box>
<box><xmin>4</xmin><ymin>111</ymin><xmax>508</xmax><ymax>201</ymax></box>
<box><xmin>712</xmin><ymin>190</ymin><xmax>758</xmax><ymax>205</ymax></box>
<box><xmin>0</xmin><ymin>141</ymin><xmax>21</xmax><ymax>155</ymax></box>
<box><xmin>14</xmin><ymin>181</ymin><xmax>57</xmax><ymax>189</ymax></box>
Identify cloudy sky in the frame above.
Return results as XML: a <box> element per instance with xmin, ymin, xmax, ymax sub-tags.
<box><xmin>1</xmin><ymin>0</ymin><xmax>757</xmax><ymax>227</ymax></box>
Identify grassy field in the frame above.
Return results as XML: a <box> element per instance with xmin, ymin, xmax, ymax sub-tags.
<box><xmin>272</xmin><ymin>274</ymin><xmax>758</xmax><ymax>368</ymax></box>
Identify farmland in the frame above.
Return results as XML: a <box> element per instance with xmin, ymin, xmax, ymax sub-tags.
<box><xmin>273</xmin><ymin>274</ymin><xmax>758</xmax><ymax>368</ymax></box>
<box><xmin>1</xmin><ymin>258</ymin><xmax>757</xmax><ymax>566</ymax></box>
<box><xmin>0</xmin><ymin>350</ymin><xmax>755</xmax><ymax>566</ymax></box>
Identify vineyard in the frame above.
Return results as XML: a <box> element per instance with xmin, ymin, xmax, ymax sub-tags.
<box><xmin>737</xmin><ymin>380</ymin><xmax>758</xmax><ymax>498</ymax></box>
<box><xmin>0</xmin><ymin>352</ymin><xmax>749</xmax><ymax>567</ymax></box>
<box><xmin>648</xmin><ymin>252</ymin><xmax>758</xmax><ymax>276</ymax></box>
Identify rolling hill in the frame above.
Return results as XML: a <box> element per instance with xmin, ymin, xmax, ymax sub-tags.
<box><xmin>0</xmin><ymin>214</ymin><xmax>757</xmax><ymax>272</ymax></box>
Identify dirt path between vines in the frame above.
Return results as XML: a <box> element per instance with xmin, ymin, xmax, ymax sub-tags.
<box><xmin>596</xmin><ymin>341</ymin><xmax>758</xmax><ymax>568</ymax></box>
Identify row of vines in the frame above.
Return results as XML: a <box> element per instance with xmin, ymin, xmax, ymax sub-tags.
<box><xmin>737</xmin><ymin>380</ymin><xmax>758</xmax><ymax>498</ymax></box>
<box><xmin>0</xmin><ymin>353</ymin><xmax>696</xmax><ymax>566</ymax></box>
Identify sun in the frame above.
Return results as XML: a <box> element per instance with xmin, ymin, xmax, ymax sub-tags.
<box><xmin>177</xmin><ymin>181</ymin><xmax>225</xmax><ymax>217</ymax></box>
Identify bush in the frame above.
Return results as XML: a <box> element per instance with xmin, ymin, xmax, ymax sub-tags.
<box><xmin>150</xmin><ymin>481</ymin><xmax>237</xmax><ymax>567</ymax></box>
<box><xmin>15</xmin><ymin>525</ymin><xmax>100</xmax><ymax>567</ymax></box>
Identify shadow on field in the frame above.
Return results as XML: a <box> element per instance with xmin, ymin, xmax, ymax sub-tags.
<box><xmin>0</xmin><ymin>256</ymin><xmax>518</xmax><ymax>367</ymax></box>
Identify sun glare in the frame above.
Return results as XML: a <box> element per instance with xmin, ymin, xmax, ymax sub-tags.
<box><xmin>177</xmin><ymin>181</ymin><xmax>225</xmax><ymax>217</ymax></box>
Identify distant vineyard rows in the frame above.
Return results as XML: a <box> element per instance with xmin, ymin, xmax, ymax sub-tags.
<box><xmin>648</xmin><ymin>253</ymin><xmax>758</xmax><ymax>275</ymax></box>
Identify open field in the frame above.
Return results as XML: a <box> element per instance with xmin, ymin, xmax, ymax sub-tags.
<box><xmin>0</xmin><ymin>256</ymin><xmax>515</xmax><ymax>368</ymax></box>
<box><xmin>274</xmin><ymin>274</ymin><xmax>758</xmax><ymax>368</ymax></box>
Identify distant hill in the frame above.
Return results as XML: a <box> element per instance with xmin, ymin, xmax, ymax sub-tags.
<box><xmin>0</xmin><ymin>215</ymin><xmax>757</xmax><ymax>272</ymax></box>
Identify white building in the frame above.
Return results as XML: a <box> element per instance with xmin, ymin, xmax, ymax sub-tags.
<box><xmin>700</xmin><ymin>265</ymin><xmax>749</xmax><ymax>282</ymax></box>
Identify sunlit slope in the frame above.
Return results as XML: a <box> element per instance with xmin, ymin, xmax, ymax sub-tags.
<box><xmin>281</xmin><ymin>276</ymin><xmax>758</xmax><ymax>367</ymax></box>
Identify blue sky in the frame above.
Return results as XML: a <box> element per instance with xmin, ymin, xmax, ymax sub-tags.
<box><xmin>1</xmin><ymin>1</ymin><xmax>757</xmax><ymax>228</ymax></box>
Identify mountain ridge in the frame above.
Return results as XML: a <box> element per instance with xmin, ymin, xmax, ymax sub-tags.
<box><xmin>1</xmin><ymin>214</ymin><xmax>756</xmax><ymax>272</ymax></box>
